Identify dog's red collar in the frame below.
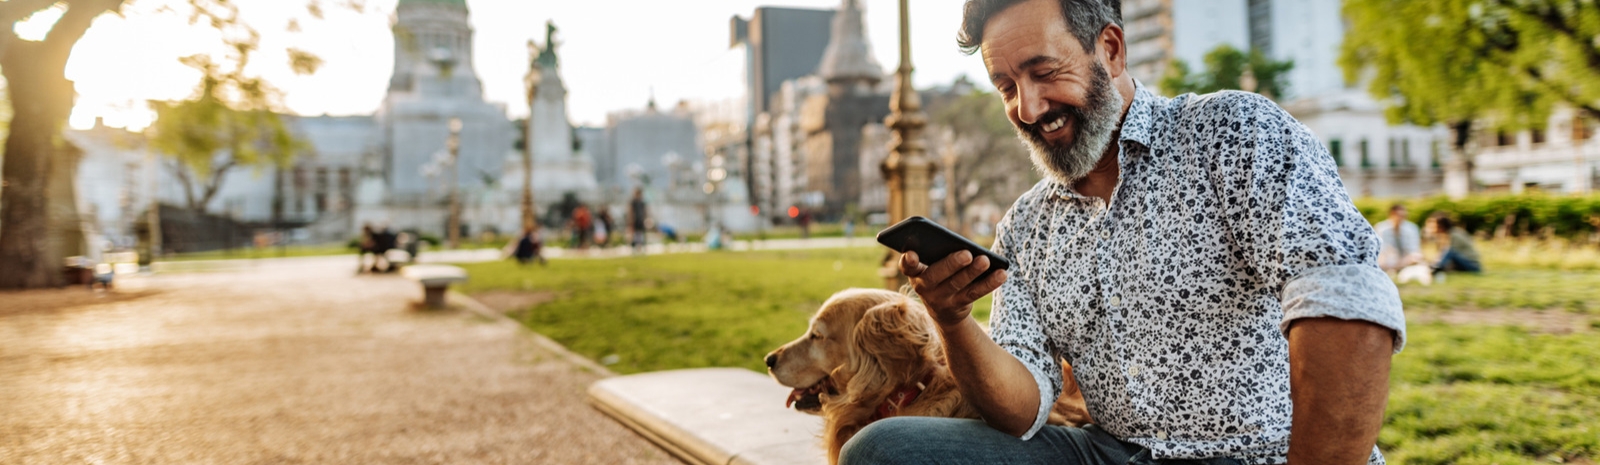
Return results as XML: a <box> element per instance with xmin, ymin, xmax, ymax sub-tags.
<box><xmin>873</xmin><ymin>372</ymin><xmax>936</xmax><ymax>420</ymax></box>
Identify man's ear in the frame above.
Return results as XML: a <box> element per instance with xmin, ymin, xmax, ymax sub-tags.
<box><xmin>1097</xmin><ymin>23</ymin><xmax>1127</xmax><ymax>79</ymax></box>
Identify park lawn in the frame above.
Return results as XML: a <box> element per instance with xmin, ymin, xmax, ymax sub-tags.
<box><xmin>161</xmin><ymin>243</ymin><xmax>355</xmax><ymax>261</ymax></box>
<box><xmin>458</xmin><ymin>248</ymin><xmax>893</xmax><ymax>373</ymax></box>
<box><xmin>1383</xmin><ymin>324</ymin><xmax>1600</xmax><ymax>465</ymax></box>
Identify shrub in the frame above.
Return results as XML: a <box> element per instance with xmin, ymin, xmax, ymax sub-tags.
<box><xmin>1354</xmin><ymin>193</ymin><xmax>1600</xmax><ymax>240</ymax></box>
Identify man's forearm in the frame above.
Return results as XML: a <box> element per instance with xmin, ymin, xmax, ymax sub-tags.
<box><xmin>1287</xmin><ymin>317</ymin><xmax>1395</xmax><ymax>465</ymax></box>
<box><xmin>940</xmin><ymin>316</ymin><xmax>1042</xmax><ymax>437</ymax></box>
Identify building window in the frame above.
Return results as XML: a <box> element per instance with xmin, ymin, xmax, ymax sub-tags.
<box><xmin>1387</xmin><ymin>138</ymin><xmax>1399</xmax><ymax>167</ymax></box>
<box><xmin>1329</xmin><ymin>139</ymin><xmax>1344</xmax><ymax>167</ymax></box>
<box><xmin>1359</xmin><ymin>139</ymin><xmax>1371</xmax><ymax>168</ymax></box>
<box><xmin>1431</xmin><ymin>141</ymin><xmax>1442</xmax><ymax>169</ymax></box>
<box><xmin>1575</xmin><ymin>116</ymin><xmax>1593</xmax><ymax>141</ymax></box>
<box><xmin>1531</xmin><ymin>128</ymin><xmax>1547</xmax><ymax>145</ymax></box>
<box><xmin>1402</xmin><ymin>138</ymin><xmax>1412</xmax><ymax>166</ymax></box>
<box><xmin>1497</xmin><ymin>130</ymin><xmax>1515</xmax><ymax>147</ymax></box>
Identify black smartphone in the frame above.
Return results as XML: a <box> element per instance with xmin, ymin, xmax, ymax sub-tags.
<box><xmin>876</xmin><ymin>216</ymin><xmax>1011</xmax><ymax>280</ymax></box>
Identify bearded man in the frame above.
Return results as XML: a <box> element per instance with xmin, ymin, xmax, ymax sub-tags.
<box><xmin>841</xmin><ymin>1</ymin><xmax>1406</xmax><ymax>464</ymax></box>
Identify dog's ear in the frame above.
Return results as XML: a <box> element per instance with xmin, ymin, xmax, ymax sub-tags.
<box><xmin>830</xmin><ymin>299</ymin><xmax>936</xmax><ymax>404</ymax></box>
<box><xmin>852</xmin><ymin>300</ymin><xmax>935</xmax><ymax>381</ymax></box>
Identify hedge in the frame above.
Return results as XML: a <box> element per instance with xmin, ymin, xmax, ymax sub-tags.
<box><xmin>1354</xmin><ymin>194</ymin><xmax>1600</xmax><ymax>240</ymax></box>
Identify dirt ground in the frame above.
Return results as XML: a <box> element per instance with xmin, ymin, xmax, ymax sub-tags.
<box><xmin>0</xmin><ymin>258</ymin><xmax>679</xmax><ymax>464</ymax></box>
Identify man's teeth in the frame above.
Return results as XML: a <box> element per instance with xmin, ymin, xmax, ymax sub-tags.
<box><xmin>1043</xmin><ymin>117</ymin><xmax>1066</xmax><ymax>133</ymax></box>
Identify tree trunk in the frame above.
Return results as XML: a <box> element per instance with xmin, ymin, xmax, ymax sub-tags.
<box><xmin>1443</xmin><ymin>120</ymin><xmax>1476</xmax><ymax>199</ymax></box>
<box><xmin>0</xmin><ymin>0</ymin><xmax>124</xmax><ymax>289</ymax></box>
<box><xmin>0</xmin><ymin>40</ymin><xmax>76</xmax><ymax>289</ymax></box>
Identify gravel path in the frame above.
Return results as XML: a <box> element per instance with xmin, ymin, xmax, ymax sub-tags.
<box><xmin>0</xmin><ymin>259</ymin><xmax>679</xmax><ymax>464</ymax></box>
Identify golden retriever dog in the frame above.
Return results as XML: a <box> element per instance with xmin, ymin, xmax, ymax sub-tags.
<box><xmin>765</xmin><ymin>288</ymin><xmax>1092</xmax><ymax>464</ymax></box>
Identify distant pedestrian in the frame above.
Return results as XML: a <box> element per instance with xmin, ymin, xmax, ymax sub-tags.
<box><xmin>1428</xmin><ymin>215</ymin><xmax>1481</xmax><ymax>273</ymax></box>
<box><xmin>628</xmin><ymin>188</ymin><xmax>649</xmax><ymax>253</ymax></box>
<box><xmin>798</xmin><ymin>209</ymin><xmax>812</xmax><ymax>239</ymax></box>
<box><xmin>510</xmin><ymin>226</ymin><xmax>545</xmax><ymax>266</ymax></box>
<box><xmin>570</xmin><ymin>204</ymin><xmax>593</xmax><ymax>249</ymax></box>
<box><xmin>596</xmin><ymin>209</ymin><xmax>615</xmax><ymax>248</ymax></box>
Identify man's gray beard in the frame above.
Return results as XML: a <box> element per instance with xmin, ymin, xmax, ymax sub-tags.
<box><xmin>1014</xmin><ymin>63</ymin><xmax>1123</xmax><ymax>186</ymax></box>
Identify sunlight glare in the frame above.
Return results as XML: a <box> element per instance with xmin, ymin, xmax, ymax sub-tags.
<box><xmin>13</xmin><ymin>4</ymin><xmax>65</xmax><ymax>42</ymax></box>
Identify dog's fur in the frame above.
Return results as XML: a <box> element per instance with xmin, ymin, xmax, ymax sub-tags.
<box><xmin>766</xmin><ymin>288</ymin><xmax>1093</xmax><ymax>464</ymax></box>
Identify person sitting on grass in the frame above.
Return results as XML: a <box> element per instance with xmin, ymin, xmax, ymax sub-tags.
<box><xmin>1375</xmin><ymin>203</ymin><xmax>1422</xmax><ymax>274</ymax></box>
<box><xmin>1428</xmin><ymin>215</ymin><xmax>1481</xmax><ymax>273</ymax></box>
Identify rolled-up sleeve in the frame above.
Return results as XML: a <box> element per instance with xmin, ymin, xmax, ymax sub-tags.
<box><xmin>988</xmin><ymin>204</ymin><xmax>1063</xmax><ymax>439</ymax></box>
<box><xmin>1208</xmin><ymin>93</ymin><xmax>1407</xmax><ymax>352</ymax></box>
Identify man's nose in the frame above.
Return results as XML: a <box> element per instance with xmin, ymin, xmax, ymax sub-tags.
<box><xmin>764</xmin><ymin>352</ymin><xmax>778</xmax><ymax>369</ymax></box>
<box><xmin>1017</xmin><ymin>83</ymin><xmax>1048</xmax><ymax>126</ymax></box>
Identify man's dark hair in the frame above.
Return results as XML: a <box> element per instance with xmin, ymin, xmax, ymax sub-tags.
<box><xmin>1389</xmin><ymin>203</ymin><xmax>1406</xmax><ymax>214</ymax></box>
<box><xmin>1435</xmin><ymin>215</ymin><xmax>1454</xmax><ymax>232</ymax></box>
<box><xmin>957</xmin><ymin>0</ymin><xmax>1122</xmax><ymax>55</ymax></box>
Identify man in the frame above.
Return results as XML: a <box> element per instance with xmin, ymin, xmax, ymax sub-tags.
<box><xmin>628</xmin><ymin>188</ymin><xmax>649</xmax><ymax>254</ymax></box>
<box><xmin>840</xmin><ymin>1</ymin><xmax>1406</xmax><ymax>464</ymax></box>
<box><xmin>1374</xmin><ymin>204</ymin><xmax>1422</xmax><ymax>274</ymax></box>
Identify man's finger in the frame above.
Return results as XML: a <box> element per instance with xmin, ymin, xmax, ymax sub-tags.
<box><xmin>963</xmin><ymin>268</ymin><xmax>1007</xmax><ymax>301</ymax></box>
<box><xmin>900</xmin><ymin>251</ymin><xmax>927</xmax><ymax>277</ymax></box>
<box><xmin>920</xmin><ymin>250</ymin><xmax>973</xmax><ymax>286</ymax></box>
<box><xmin>947</xmin><ymin>256</ymin><xmax>991</xmax><ymax>292</ymax></box>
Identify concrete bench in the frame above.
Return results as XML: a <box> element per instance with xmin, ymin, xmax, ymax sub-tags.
<box><xmin>400</xmin><ymin>264</ymin><xmax>468</xmax><ymax>309</ymax></box>
<box><xmin>589</xmin><ymin>368</ymin><xmax>826</xmax><ymax>465</ymax></box>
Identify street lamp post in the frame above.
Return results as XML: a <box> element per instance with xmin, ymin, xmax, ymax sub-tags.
<box><xmin>447</xmin><ymin>117</ymin><xmax>463</xmax><ymax>249</ymax></box>
<box><xmin>879</xmin><ymin>0</ymin><xmax>934</xmax><ymax>290</ymax></box>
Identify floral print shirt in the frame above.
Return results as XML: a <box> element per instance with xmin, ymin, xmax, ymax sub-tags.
<box><xmin>988</xmin><ymin>83</ymin><xmax>1406</xmax><ymax>465</ymax></box>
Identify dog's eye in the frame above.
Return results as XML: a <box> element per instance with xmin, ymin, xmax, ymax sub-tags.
<box><xmin>809</xmin><ymin>332</ymin><xmax>822</xmax><ymax>340</ymax></box>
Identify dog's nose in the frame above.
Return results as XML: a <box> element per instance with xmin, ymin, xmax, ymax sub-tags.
<box><xmin>764</xmin><ymin>353</ymin><xmax>778</xmax><ymax>369</ymax></box>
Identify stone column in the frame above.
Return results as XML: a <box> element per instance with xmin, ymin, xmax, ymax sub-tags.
<box><xmin>879</xmin><ymin>0</ymin><xmax>934</xmax><ymax>290</ymax></box>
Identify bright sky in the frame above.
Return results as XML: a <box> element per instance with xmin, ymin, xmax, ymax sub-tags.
<box><xmin>15</xmin><ymin>0</ymin><xmax>993</xmax><ymax>131</ymax></box>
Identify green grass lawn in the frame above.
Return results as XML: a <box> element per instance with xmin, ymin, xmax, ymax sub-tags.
<box><xmin>161</xmin><ymin>243</ymin><xmax>356</xmax><ymax>261</ymax></box>
<box><xmin>1383</xmin><ymin>324</ymin><xmax>1600</xmax><ymax>465</ymax></box>
<box><xmin>457</xmin><ymin>248</ymin><xmax>890</xmax><ymax>373</ymax></box>
<box><xmin>456</xmin><ymin>244</ymin><xmax>1598</xmax><ymax>464</ymax></box>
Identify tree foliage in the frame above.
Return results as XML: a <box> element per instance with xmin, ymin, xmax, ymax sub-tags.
<box><xmin>1340</xmin><ymin>0</ymin><xmax>1600</xmax><ymax>132</ymax></box>
<box><xmin>927</xmin><ymin>88</ymin><xmax>1038</xmax><ymax>235</ymax></box>
<box><xmin>144</xmin><ymin>0</ymin><xmax>323</xmax><ymax>213</ymax></box>
<box><xmin>1159</xmin><ymin>44</ymin><xmax>1294</xmax><ymax>101</ymax></box>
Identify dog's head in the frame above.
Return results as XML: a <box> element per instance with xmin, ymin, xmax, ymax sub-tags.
<box><xmin>766</xmin><ymin>288</ymin><xmax>937</xmax><ymax>414</ymax></box>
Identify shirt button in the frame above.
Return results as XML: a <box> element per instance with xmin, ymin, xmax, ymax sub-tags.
<box><xmin>1129</xmin><ymin>365</ymin><xmax>1142</xmax><ymax>377</ymax></box>
<box><xmin>1156</xmin><ymin>430</ymin><xmax>1168</xmax><ymax>440</ymax></box>
<box><xmin>1109</xmin><ymin>296</ymin><xmax>1121</xmax><ymax>306</ymax></box>
<box><xmin>1101</xmin><ymin>229</ymin><xmax>1111</xmax><ymax>239</ymax></box>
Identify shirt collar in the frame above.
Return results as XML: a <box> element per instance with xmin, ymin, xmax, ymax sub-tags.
<box><xmin>1050</xmin><ymin>79</ymin><xmax>1160</xmax><ymax>201</ymax></box>
<box><xmin>1119</xmin><ymin>79</ymin><xmax>1160</xmax><ymax>151</ymax></box>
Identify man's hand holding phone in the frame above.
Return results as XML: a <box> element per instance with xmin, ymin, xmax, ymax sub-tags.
<box><xmin>900</xmin><ymin>249</ymin><xmax>1007</xmax><ymax>328</ymax></box>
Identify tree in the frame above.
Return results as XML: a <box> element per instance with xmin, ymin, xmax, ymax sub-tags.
<box><xmin>148</xmin><ymin>54</ymin><xmax>313</xmax><ymax>213</ymax></box>
<box><xmin>927</xmin><ymin>89</ymin><xmax>1037</xmax><ymax>236</ymax></box>
<box><xmin>1339</xmin><ymin>0</ymin><xmax>1600</xmax><ymax>196</ymax></box>
<box><xmin>0</xmin><ymin>0</ymin><xmax>327</xmax><ymax>289</ymax></box>
<box><xmin>1160</xmin><ymin>44</ymin><xmax>1294</xmax><ymax>101</ymax></box>
<box><xmin>0</xmin><ymin>0</ymin><xmax>127</xmax><ymax>289</ymax></box>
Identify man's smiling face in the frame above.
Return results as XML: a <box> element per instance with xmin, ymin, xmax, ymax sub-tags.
<box><xmin>981</xmin><ymin>0</ymin><xmax>1124</xmax><ymax>185</ymax></box>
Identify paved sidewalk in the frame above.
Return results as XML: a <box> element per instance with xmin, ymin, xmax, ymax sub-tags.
<box><xmin>0</xmin><ymin>261</ymin><xmax>678</xmax><ymax>464</ymax></box>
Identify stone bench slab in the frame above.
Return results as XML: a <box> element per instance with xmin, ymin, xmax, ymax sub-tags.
<box><xmin>400</xmin><ymin>264</ymin><xmax>469</xmax><ymax>287</ymax></box>
<box><xmin>588</xmin><ymin>368</ymin><xmax>826</xmax><ymax>465</ymax></box>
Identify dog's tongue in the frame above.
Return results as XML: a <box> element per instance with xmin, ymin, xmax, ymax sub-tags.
<box><xmin>785</xmin><ymin>388</ymin><xmax>805</xmax><ymax>409</ymax></box>
<box><xmin>790</xmin><ymin>388</ymin><xmax>812</xmax><ymax>409</ymax></box>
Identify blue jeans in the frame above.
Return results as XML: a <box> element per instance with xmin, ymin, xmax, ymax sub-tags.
<box><xmin>1434</xmin><ymin>249</ymin><xmax>1481</xmax><ymax>273</ymax></box>
<box><xmin>839</xmin><ymin>418</ymin><xmax>1243</xmax><ymax>465</ymax></box>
